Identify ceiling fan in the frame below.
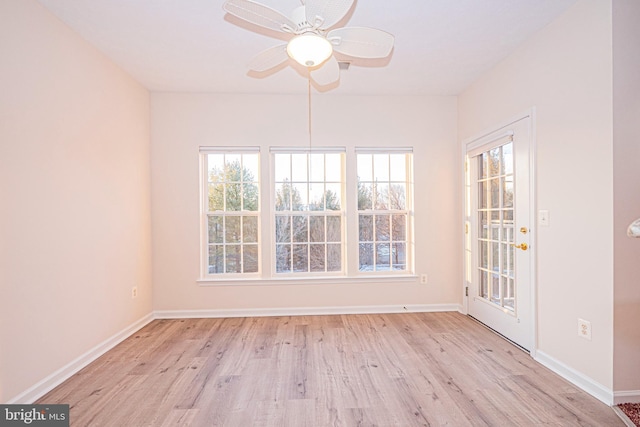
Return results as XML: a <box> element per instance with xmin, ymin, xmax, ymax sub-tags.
<box><xmin>222</xmin><ymin>0</ymin><xmax>395</xmax><ymax>87</ymax></box>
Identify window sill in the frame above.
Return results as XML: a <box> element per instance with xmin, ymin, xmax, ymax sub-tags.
<box><xmin>197</xmin><ymin>275</ymin><xmax>419</xmax><ymax>287</ymax></box>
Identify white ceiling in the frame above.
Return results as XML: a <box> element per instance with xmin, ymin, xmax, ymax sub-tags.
<box><xmin>36</xmin><ymin>0</ymin><xmax>577</xmax><ymax>96</ymax></box>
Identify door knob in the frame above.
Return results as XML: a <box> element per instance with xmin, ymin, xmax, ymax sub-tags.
<box><xmin>511</xmin><ymin>242</ymin><xmax>528</xmax><ymax>250</ymax></box>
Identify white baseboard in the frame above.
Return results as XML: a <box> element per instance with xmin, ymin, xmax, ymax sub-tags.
<box><xmin>614</xmin><ymin>390</ymin><xmax>640</xmax><ymax>405</ymax></box>
<box><xmin>154</xmin><ymin>304</ymin><xmax>462</xmax><ymax>319</ymax></box>
<box><xmin>534</xmin><ymin>350</ymin><xmax>613</xmax><ymax>405</ymax></box>
<box><xmin>7</xmin><ymin>312</ymin><xmax>154</xmax><ymax>404</ymax></box>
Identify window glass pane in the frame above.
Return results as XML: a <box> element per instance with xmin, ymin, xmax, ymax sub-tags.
<box><xmin>275</xmin><ymin>154</ymin><xmax>290</xmax><ymax>182</ymax></box>
<box><xmin>309</xmin><ymin>216</ymin><xmax>325</xmax><ymax>242</ymax></box>
<box><xmin>375</xmin><ymin>215</ymin><xmax>390</xmax><ymax>241</ymax></box>
<box><xmin>504</xmin><ymin>278</ymin><xmax>515</xmax><ymax>310</ymax></box>
<box><xmin>275</xmin><ymin>244</ymin><xmax>291</xmax><ymax>273</ymax></box>
<box><xmin>275</xmin><ymin>183</ymin><xmax>291</xmax><ymax>211</ymax></box>
<box><xmin>373</xmin><ymin>154</ymin><xmax>389</xmax><ymax>182</ymax></box>
<box><xmin>292</xmin><ymin>244</ymin><xmax>308</xmax><ymax>272</ymax></box>
<box><xmin>208</xmin><ymin>154</ymin><xmax>224</xmax><ymax>178</ymax></box>
<box><xmin>359</xmin><ymin>215</ymin><xmax>373</xmax><ymax>241</ymax></box>
<box><xmin>480</xmin><ymin>153</ymin><xmax>488</xmax><ymax>179</ymax></box>
<box><xmin>243</xmin><ymin>245</ymin><xmax>258</xmax><ymax>273</ymax></box>
<box><xmin>357</xmin><ymin>154</ymin><xmax>372</xmax><ymax>182</ymax></box>
<box><xmin>275</xmin><ymin>216</ymin><xmax>291</xmax><ymax>243</ymax></box>
<box><xmin>208</xmin><ymin>245</ymin><xmax>224</xmax><ymax>274</ymax></box>
<box><xmin>503</xmin><ymin>177</ymin><xmax>513</xmax><ymax>208</ymax></box>
<box><xmin>327</xmin><ymin>244</ymin><xmax>341</xmax><ymax>272</ymax></box>
<box><xmin>391</xmin><ymin>214</ymin><xmax>406</xmax><ymax>241</ymax></box>
<box><xmin>490</xmin><ymin>179</ymin><xmax>500</xmax><ymax>209</ymax></box>
<box><xmin>225</xmin><ymin>216</ymin><xmax>241</xmax><ymax>243</ymax></box>
<box><xmin>208</xmin><ymin>216</ymin><xmax>223</xmax><ymax>243</ymax></box>
<box><xmin>357</xmin><ymin>183</ymin><xmax>373</xmax><ymax>210</ymax></box>
<box><xmin>243</xmin><ymin>182</ymin><xmax>259</xmax><ymax>211</ymax></box>
<box><xmin>479</xmin><ymin>211</ymin><xmax>488</xmax><ymax>239</ymax></box>
<box><xmin>208</xmin><ymin>183</ymin><xmax>224</xmax><ymax>211</ymax></box>
<box><xmin>325</xmin><ymin>183</ymin><xmax>341</xmax><ymax>210</ymax></box>
<box><xmin>389</xmin><ymin>184</ymin><xmax>406</xmax><ymax>210</ymax></box>
<box><xmin>480</xmin><ymin>270</ymin><xmax>488</xmax><ymax>298</ymax></box>
<box><xmin>376</xmin><ymin>243</ymin><xmax>390</xmax><ymax>270</ymax></box>
<box><xmin>491</xmin><ymin>241</ymin><xmax>500</xmax><ymax>273</ymax></box>
<box><xmin>292</xmin><ymin>183</ymin><xmax>308</xmax><ymax>211</ymax></box>
<box><xmin>502</xmin><ymin>243</ymin><xmax>510</xmax><ymax>276</ymax></box>
<box><xmin>479</xmin><ymin>182</ymin><xmax>487</xmax><ymax>209</ymax></box>
<box><xmin>491</xmin><ymin>273</ymin><xmax>500</xmax><ymax>304</ymax></box>
<box><xmin>291</xmin><ymin>154</ymin><xmax>308</xmax><ymax>181</ymax></box>
<box><xmin>480</xmin><ymin>241</ymin><xmax>488</xmax><ymax>269</ymax></box>
<box><xmin>310</xmin><ymin>154</ymin><xmax>324</xmax><ymax>182</ymax></box>
<box><xmin>489</xmin><ymin>148</ymin><xmax>500</xmax><ymax>177</ymax></box>
<box><xmin>502</xmin><ymin>143</ymin><xmax>513</xmax><ymax>175</ymax></box>
<box><xmin>491</xmin><ymin>211</ymin><xmax>500</xmax><ymax>241</ymax></box>
<box><xmin>225</xmin><ymin>154</ymin><xmax>241</xmax><ymax>173</ymax></box>
<box><xmin>243</xmin><ymin>154</ymin><xmax>259</xmax><ymax>181</ymax></box>
<box><xmin>225</xmin><ymin>245</ymin><xmax>241</xmax><ymax>273</ymax></box>
<box><xmin>359</xmin><ymin>243</ymin><xmax>373</xmax><ymax>271</ymax></box>
<box><xmin>375</xmin><ymin>183</ymin><xmax>389</xmax><ymax>210</ymax></box>
<box><xmin>292</xmin><ymin>216</ymin><xmax>308</xmax><ymax>242</ymax></box>
<box><xmin>310</xmin><ymin>244</ymin><xmax>325</xmax><ymax>272</ymax></box>
<box><xmin>491</xmin><ymin>213</ymin><xmax>500</xmax><ymax>241</ymax></box>
<box><xmin>392</xmin><ymin>243</ymin><xmax>406</xmax><ymax>270</ymax></box>
<box><xmin>243</xmin><ymin>216</ymin><xmax>258</xmax><ymax>243</ymax></box>
<box><xmin>326</xmin><ymin>216</ymin><xmax>341</xmax><ymax>242</ymax></box>
<box><xmin>325</xmin><ymin>153</ymin><xmax>341</xmax><ymax>182</ymax></box>
<box><xmin>226</xmin><ymin>183</ymin><xmax>242</xmax><ymax>211</ymax></box>
<box><xmin>389</xmin><ymin>154</ymin><xmax>406</xmax><ymax>182</ymax></box>
<box><xmin>309</xmin><ymin>184</ymin><xmax>324</xmax><ymax>211</ymax></box>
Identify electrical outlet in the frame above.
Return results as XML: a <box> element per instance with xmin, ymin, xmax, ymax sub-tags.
<box><xmin>132</xmin><ymin>287</ymin><xmax>138</xmax><ymax>299</ymax></box>
<box><xmin>420</xmin><ymin>274</ymin><xmax>428</xmax><ymax>284</ymax></box>
<box><xmin>578</xmin><ymin>318</ymin><xmax>591</xmax><ymax>340</ymax></box>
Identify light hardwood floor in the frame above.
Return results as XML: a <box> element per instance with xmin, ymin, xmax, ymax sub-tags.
<box><xmin>38</xmin><ymin>312</ymin><xmax>623</xmax><ymax>426</ymax></box>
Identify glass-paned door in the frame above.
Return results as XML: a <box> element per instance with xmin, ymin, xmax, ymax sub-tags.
<box><xmin>466</xmin><ymin>116</ymin><xmax>533</xmax><ymax>351</ymax></box>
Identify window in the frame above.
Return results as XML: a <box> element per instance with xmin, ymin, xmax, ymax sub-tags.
<box><xmin>272</xmin><ymin>151</ymin><xmax>344</xmax><ymax>274</ymax></box>
<box><xmin>201</xmin><ymin>148</ymin><xmax>260</xmax><ymax>276</ymax></box>
<box><xmin>357</xmin><ymin>151</ymin><xmax>413</xmax><ymax>272</ymax></box>
<box><xmin>199</xmin><ymin>146</ymin><xmax>414</xmax><ymax>281</ymax></box>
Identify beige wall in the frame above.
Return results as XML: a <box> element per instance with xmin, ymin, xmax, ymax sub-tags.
<box><xmin>459</xmin><ymin>0</ymin><xmax>614</xmax><ymax>389</ymax></box>
<box><xmin>151</xmin><ymin>93</ymin><xmax>460</xmax><ymax>312</ymax></box>
<box><xmin>0</xmin><ymin>0</ymin><xmax>152</xmax><ymax>402</ymax></box>
<box><xmin>613</xmin><ymin>0</ymin><xmax>640</xmax><ymax>394</ymax></box>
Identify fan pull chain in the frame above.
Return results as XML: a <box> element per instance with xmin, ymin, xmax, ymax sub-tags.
<box><xmin>308</xmin><ymin>76</ymin><xmax>313</xmax><ymax>192</ymax></box>
<box><xmin>308</xmin><ymin>76</ymin><xmax>312</xmax><ymax>149</ymax></box>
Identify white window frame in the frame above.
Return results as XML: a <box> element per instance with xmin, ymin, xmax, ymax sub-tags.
<box><xmin>270</xmin><ymin>147</ymin><xmax>346</xmax><ymax>278</ymax></box>
<box><xmin>199</xmin><ymin>146</ymin><xmax>261</xmax><ymax>279</ymax></box>
<box><xmin>198</xmin><ymin>146</ymin><xmax>416</xmax><ymax>285</ymax></box>
<box><xmin>355</xmin><ymin>148</ymin><xmax>415</xmax><ymax>276</ymax></box>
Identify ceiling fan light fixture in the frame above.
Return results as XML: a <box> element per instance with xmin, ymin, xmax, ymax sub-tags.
<box><xmin>287</xmin><ymin>33</ymin><xmax>333</xmax><ymax>67</ymax></box>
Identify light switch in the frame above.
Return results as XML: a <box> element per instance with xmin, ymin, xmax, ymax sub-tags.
<box><xmin>539</xmin><ymin>210</ymin><xmax>549</xmax><ymax>227</ymax></box>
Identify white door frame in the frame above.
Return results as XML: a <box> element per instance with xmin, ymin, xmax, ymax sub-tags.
<box><xmin>460</xmin><ymin>108</ymin><xmax>537</xmax><ymax>357</ymax></box>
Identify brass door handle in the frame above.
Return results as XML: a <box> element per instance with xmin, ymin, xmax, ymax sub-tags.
<box><xmin>511</xmin><ymin>242</ymin><xmax>528</xmax><ymax>251</ymax></box>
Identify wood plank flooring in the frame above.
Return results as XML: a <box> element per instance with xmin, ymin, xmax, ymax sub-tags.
<box><xmin>38</xmin><ymin>312</ymin><xmax>623</xmax><ymax>426</ymax></box>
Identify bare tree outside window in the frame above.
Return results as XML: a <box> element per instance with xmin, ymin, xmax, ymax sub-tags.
<box><xmin>357</xmin><ymin>153</ymin><xmax>412</xmax><ymax>272</ymax></box>
<box><xmin>274</xmin><ymin>152</ymin><xmax>343</xmax><ymax>274</ymax></box>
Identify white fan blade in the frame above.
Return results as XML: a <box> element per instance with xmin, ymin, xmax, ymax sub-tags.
<box><xmin>223</xmin><ymin>0</ymin><xmax>297</xmax><ymax>33</ymax></box>
<box><xmin>328</xmin><ymin>27</ymin><xmax>394</xmax><ymax>58</ymax></box>
<box><xmin>305</xmin><ymin>0</ymin><xmax>354</xmax><ymax>30</ymax></box>
<box><xmin>311</xmin><ymin>55</ymin><xmax>340</xmax><ymax>86</ymax></box>
<box><xmin>248</xmin><ymin>44</ymin><xmax>289</xmax><ymax>72</ymax></box>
